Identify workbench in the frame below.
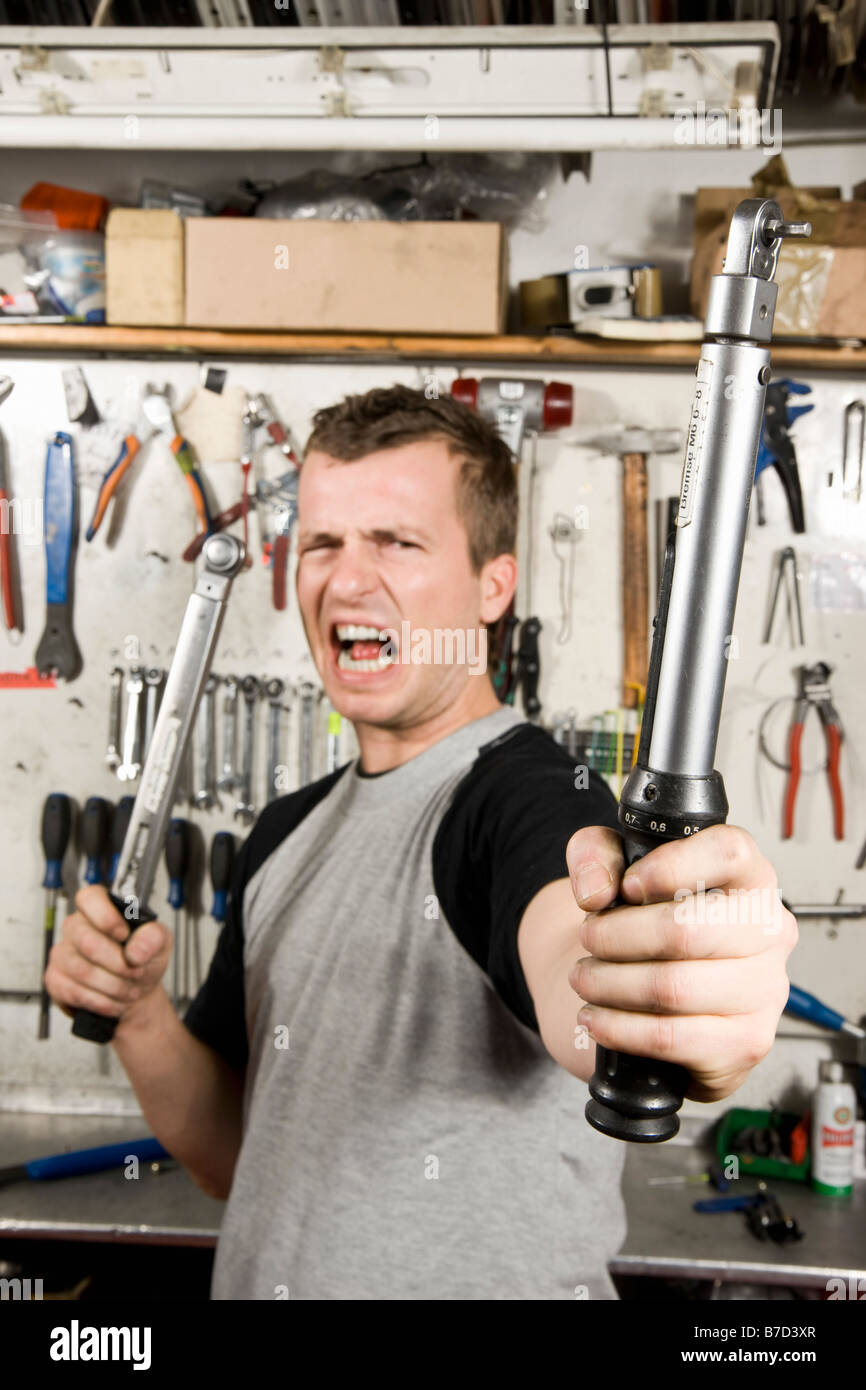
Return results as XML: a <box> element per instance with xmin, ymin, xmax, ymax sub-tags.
<box><xmin>2</xmin><ymin>1110</ymin><xmax>863</xmax><ymax>1295</ymax></box>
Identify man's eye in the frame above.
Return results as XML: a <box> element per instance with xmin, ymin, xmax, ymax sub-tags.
<box><xmin>389</xmin><ymin>539</ymin><xmax>417</xmax><ymax>549</ymax></box>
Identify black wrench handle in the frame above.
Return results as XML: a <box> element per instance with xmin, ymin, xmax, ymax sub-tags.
<box><xmin>70</xmin><ymin>893</ymin><xmax>157</xmax><ymax>1044</ymax></box>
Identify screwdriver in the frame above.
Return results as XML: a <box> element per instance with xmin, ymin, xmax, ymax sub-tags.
<box><xmin>210</xmin><ymin>831</ymin><xmax>235</xmax><ymax>927</ymax></box>
<box><xmin>38</xmin><ymin>792</ymin><xmax>72</xmax><ymax>1040</ymax></box>
<box><xmin>82</xmin><ymin>796</ymin><xmax>111</xmax><ymax>885</ymax></box>
<box><xmin>165</xmin><ymin>818</ymin><xmax>190</xmax><ymax>1008</ymax></box>
<box><xmin>108</xmin><ymin>797</ymin><xmax>135</xmax><ymax>884</ymax></box>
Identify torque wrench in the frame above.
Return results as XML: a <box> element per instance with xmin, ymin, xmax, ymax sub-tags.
<box><xmin>70</xmin><ymin>533</ymin><xmax>246</xmax><ymax>1044</ymax></box>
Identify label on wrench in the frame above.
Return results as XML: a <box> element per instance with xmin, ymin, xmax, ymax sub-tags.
<box><xmin>677</xmin><ymin>357</ymin><xmax>713</xmax><ymax>528</ymax></box>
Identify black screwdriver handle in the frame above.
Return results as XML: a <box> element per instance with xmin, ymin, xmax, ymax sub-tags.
<box><xmin>165</xmin><ymin>818</ymin><xmax>190</xmax><ymax>912</ymax></box>
<box><xmin>165</xmin><ymin>818</ymin><xmax>190</xmax><ymax>876</ymax></box>
<box><xmin>41</xmin><ymin>793</ymin><xmax>72</xmax><ymax>890</ymax></box>
<box><xmin>210</xmin><ymin>831</ymin><xmax>235</xmax><ymax>923</ymax></box>
<box><xmin>108</xmin><ymin>796</ymin><xmax>135</xmax><ymax>881</ymax></box>
<box><xmin>82</xmin><ymin>796</ymin><xmax>110</xmax><ymax>885</ymax></box>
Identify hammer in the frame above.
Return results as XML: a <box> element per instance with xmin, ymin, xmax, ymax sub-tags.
<box><xmin>451</xmin><ymin>376</ymin><xmax>573</xmax><ymax>456</ymax></box>
<box><xmin>451</xmin><ymin>376</ymin><xmax>574</xmax><ymax>720</ymax></box>
<box><xmin>584</xmin><ymin>427</ymin><xmax>683</xmax><ymax>709</ymax></box>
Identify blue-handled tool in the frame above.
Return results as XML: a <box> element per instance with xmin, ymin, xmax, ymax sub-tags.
<box><xmin>165</xmin><ymin>818</ymin><xmax>190</xmax><ymax>1007</ymax></box>
<box><xmin>0</xmin><ymin>1137</ymin><xmax>169</xmax><ymax>1187</ymax></box>
<box><xmin>108</xmin><ymin>797</ymin><xmax>135</xmax><ymax>883</ymax></box>
<box><xmin>34</xmin><ymin>431</ymin><xmax>81</xmax><ymax>681</ymax></box>
<box><xmin>82</xmin><ymin>796</ymin><xmax>111</xmax><ymax>885</ymax></box>
<box><xmin>693</xmin><ymin>1192</ymin><xmax>769</xmax><ymax>1213</ymax></box>
<box><xmin>754</xmin><ymin>379</ymin><xmax>812</xmax><ymax>532</ymax></box>
<box><xmin>38</xmin><ymin>791</ymin><xmax>72</xmax><ymax>1040</ymax></box>
<box><xmin>209</xmin><ymin>831</ymin><xmax>235</xmax><ymax>926</ymax></box>
<box><xmin>786</xmin><ymin>983</ymin><xmax>866</xmax><ymax>1039</ymax></box>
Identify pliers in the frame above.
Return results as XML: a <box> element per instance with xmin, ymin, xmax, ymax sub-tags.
<box><xmin>85</xmin><ymin>412</ymin><xmax>151</xmax><ymax>541</ymax></box>
<box><xmin>783</xmin><ymin>661</ymin><xmax>845</xmax><ymax>840</ymax></box>
<box><xmin>141</xmin><ymin>385</ymin><xmax>213</xmax><ymax>538</ymax></box>
<box><xmin>86</xmin><ymin>384</ymin><xmax>213</xmax><ymax>542</ymax></box>
<box><xmin>754</xmin><ymin>378</ymin><xmax>812</xmax><ymax>533</ymax></box>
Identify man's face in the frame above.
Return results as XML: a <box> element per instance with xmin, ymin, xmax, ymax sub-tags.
<box><xmin>295</xmin><ymin>438</ymin><xmax>508</xmax><ymax>730</ymax></box>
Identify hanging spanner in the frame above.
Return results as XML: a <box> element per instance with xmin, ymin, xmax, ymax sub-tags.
<box><xmin>105</xmin><ymin>666</ymin><xmax>123</xmax><ymax>770</ymax></box>
<box><xmin>194</xmin><ymin>673</ymin><xmax>218</xmax><ymax>809</ymax></box>
<box><xmin>265</xmin><ymin>677</ymin><xmax>286</xmax><ymax>803</ymax></box>
<box><xmin>234</xmin><ymin>675</ymin><xmax>260</xmax><ymax>824</ymax></box>
<box><xmin>143</xmin><ymin>667</ymin><xmax>164</xmax><ymax>760</ymax></box>
<box><xmin>217</xmin><ymin>675</ymin><xmax>239</xmax><ymax>792</ymax></box>
<box><xmin>35</xmin><ymin>432</ymin><xmax>82</xmax><ymax>682</ymax></box>
<box><xmin>71</xmin><ymin>532</ymin><xmax>246</xmax><ymax>1044</ymax></box>
<box><xmin>117</xmin><ymin>666</ymin><xmax>145</xmax><ymax>782</ymax></box>
<box><xmin>298</xmin><ymin>680</ymin><xmax>317</xmax><ymax>788</ymax></box>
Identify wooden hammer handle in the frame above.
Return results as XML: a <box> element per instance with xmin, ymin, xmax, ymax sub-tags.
<box><xmin>622</xmin><ymin>452</ymin><xmax>649</xmax><ymax>710</ymax></box>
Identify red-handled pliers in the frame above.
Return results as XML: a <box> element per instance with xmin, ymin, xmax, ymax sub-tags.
<box><xmin>783</xmin><ymin>662</ymin><xmax>844</xmax><ymax>840</ymax></box>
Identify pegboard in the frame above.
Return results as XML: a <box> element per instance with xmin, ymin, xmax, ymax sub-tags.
<box><xmin>1</xmin><ymin>353</ymin><xmax>864</xmax><ymax>1125</ymax></box>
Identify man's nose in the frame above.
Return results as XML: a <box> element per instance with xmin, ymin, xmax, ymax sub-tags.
<box><xmin>327</xmin><ymin>542</ymin><xmax>379</xmax><ymax>601</ymax></box>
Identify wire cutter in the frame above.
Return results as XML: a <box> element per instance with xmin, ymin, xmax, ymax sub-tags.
<box><xmin>86</xmin><ymin>385</ymin><xmax>213</xmax><ymax>541</ymax></box>
<box><xmin>783</xmin><ymin>661</ymin><xmax>845</xmax><ymax>840</ymax></box>
<box><xmin>142</xmin><ymin>385</ymin><xmax>213</xmax><ymax>537</ymax></box>
<box><xmin>754</xmin><ymin>378</ymin><xmax>812</xmax><ymax>533</ymax></box>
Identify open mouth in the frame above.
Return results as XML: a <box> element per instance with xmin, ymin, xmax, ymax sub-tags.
<box><xmin>332</xmin><ymin>623</ymin><xmax>395</xmax><ymax>673</ymax></box>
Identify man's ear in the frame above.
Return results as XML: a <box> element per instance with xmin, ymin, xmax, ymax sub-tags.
<box><xmin>479</xmin><ymin>553</ymin><xmax>518</xmax><ymax>625</ymax></box>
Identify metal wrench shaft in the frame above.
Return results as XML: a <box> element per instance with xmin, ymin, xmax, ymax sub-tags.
<box><xmin>71</xmin><ymin>533</ymin><xmax>246</xmax><ymax>1044</ymax></box>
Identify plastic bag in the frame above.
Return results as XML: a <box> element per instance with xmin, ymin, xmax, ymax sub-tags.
<box><xmin>253</xmin><ymin>154</ymin><xmax>560</xmax><ymax>231</ymax></box>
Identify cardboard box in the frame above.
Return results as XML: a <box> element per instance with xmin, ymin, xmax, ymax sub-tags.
<box><xmin>106</xmin><ymin>208</ymin><xmax>184</xmax><ymax>327</ymax></box>
<box><xmin>185</xmin><ymin>218</ymin><xmax>507</xmax><ymax>334</ymax></box>
<box><xmin>691</xmin><ymin>186</ymin><xmax>866</xmax><ymax>339</ymax></box>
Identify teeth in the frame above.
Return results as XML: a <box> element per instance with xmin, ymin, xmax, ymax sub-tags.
<box><xmin>337</xmin><ymin>648</ymin><xmax>394</xmax><ymax>672</ymax></box>
<box><xmin>335</xmin><ymin>623</ymin><xmax>384</xmax><ymax>641</ymax></box>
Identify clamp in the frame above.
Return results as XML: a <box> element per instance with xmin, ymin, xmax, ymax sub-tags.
<box><xmin>783</xmin><ymin>661</ymin><xmax>845</xmax><ymax>840</ymax></box>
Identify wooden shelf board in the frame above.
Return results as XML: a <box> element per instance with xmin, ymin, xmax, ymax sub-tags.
<box><xmin>0</xmin><ymin>323</ymin><xmax>864</xmax><ymax>371</ymax></box>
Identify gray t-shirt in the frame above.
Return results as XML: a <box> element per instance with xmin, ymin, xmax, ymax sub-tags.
<box><xmin>184</xmin><ymin>706</ymin><xmax>628</xmax><ymax>1300</ymax></box>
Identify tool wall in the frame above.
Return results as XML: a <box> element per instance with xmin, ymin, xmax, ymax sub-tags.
<box><xmin>0</xmin><ymin>353</ymin><xmax>863</xmax><ymax>1123</ymax></box>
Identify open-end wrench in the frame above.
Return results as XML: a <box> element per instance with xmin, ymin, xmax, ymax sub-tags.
<box><xmin>265</xmin><ymin>677</ymin><xmax>286</xmax><ymax>803</ymax></box>
<box><xmin>105</xmin><ymin>666</ymin><xmax>123</xmax><ymax>770</ymax></box>
<box><xmin>143</xmin><ymin>667</ymin><xmax>164</xmax><ymax>760</ymax></box>
<box><xmin>193</xmin><ymin>673</ymin><xmax>218</xmax><ymax>809</ymax></box>
<box><xmin>298</xmin><ymin>680</ymin><xmax>317</xmax><ymax>788</ymax></box>
<box><xmin>117</xmin><ymin>667</ymin><xmax>144</xmax><ymax>782</ymax></box>
<box><xmin>217</xmin><ymin>675</ymin><xmax>239</xmax><ymax>792</ymax></box>
<box><xmin>35</xmin><ymin>432</ymin><xmax>82</xmax><ymax>682</ymax></box>
<box><xmin>234</xmin><ymin>676</ymin><xmax>260</xmax><ymax>824</ymax></box>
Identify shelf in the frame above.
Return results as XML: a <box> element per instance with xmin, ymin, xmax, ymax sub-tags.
<box><xmin>0</xmin><ymin>324</ymin><xmax>865</xmax><ymax>372</ymax></box>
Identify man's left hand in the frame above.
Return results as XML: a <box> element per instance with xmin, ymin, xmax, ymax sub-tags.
<box><xmin>566</xmin><ymin>824</ymin><xmax>798</xmax><ymax>1104</ymax></box>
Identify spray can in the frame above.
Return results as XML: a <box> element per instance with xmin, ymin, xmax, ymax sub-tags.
<box><xmin>811</xmin><ymin>1060</ymin><xmax>856</xmax><ymax>1196</ymax></box>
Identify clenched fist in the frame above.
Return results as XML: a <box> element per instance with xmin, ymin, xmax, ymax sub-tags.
<box><xmin>44</xmin><ymin>885</ymin><xmax>173</xmax><ymax>1030</ymax></box>
<box><xmin>566</xmin><ymin>824</ymin><xmax>798</xmax><ymax>1104</ymax></box>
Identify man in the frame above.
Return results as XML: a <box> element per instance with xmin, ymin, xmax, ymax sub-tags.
<box><xmin>46</xmin><ymin>384</ymin><xmax>796</xmax><ymax>1301</ymax></box>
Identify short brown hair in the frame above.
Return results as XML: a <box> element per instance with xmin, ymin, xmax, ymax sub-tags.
<box><xmin>303</xmin><ymin>383</ymin><xmax>517</xmax><ymax>572</ymax></box>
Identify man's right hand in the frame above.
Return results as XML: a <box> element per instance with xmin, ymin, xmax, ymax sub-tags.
<box><xmin>44</xmin><ymin>885</ymin><xmax>173</xmax><ymax>1027</ymax></box>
